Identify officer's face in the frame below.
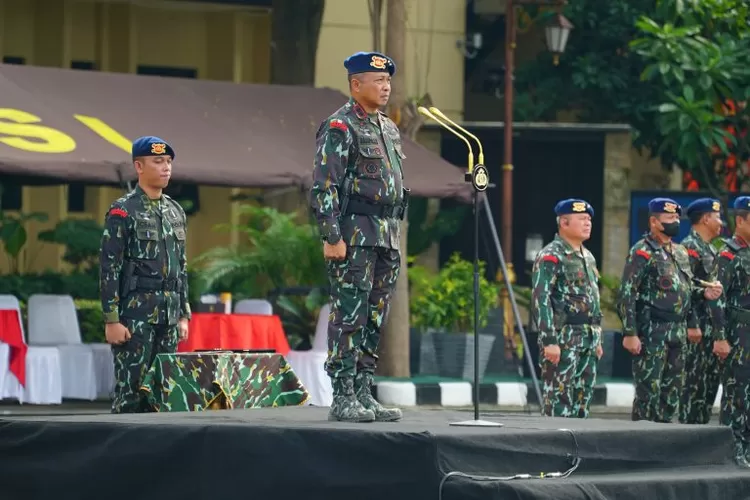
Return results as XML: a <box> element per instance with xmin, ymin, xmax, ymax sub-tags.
<box><xmin>353</xmin><ymin>72</ymin><xmax>391</xmax><ymax>108</ymax></box>
<box><xmin>561</xmin><ymin>214</ymin><xmax>591</xmax><ymax>241</ymax></box>
<box><xmin>735</xmin><ymin>213</ymin><xmax>750</xmax><ymax>239</ymax></box>
<box><xmin>703</xmin><ymin>212</ymin><xmax>723</xmax><ymax>238</ymax></box>
<box><xmin>135</xmin><ymin>155</ymin><xmax>172</xmax><ymax>189</ymax></box>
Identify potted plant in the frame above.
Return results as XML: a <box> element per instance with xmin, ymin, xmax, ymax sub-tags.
<box><xmin>411</xmin><ymin>252</ymin><xmax>499</xmax><ymax>380</ymax></box>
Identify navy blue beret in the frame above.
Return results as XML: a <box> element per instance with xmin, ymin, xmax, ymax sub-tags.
<box><xmin>686</xmin><ymin>198</ymin><xmax>721</xmax><ymax>217</ymax></box>
<box><xmin>734</xmin><ymin>196</ymin><xmax>750</xmax><ymax>210</ymax></box>
<box><xmin>131</xmin><ymin>136</ymin><xmax>175</xmax><ymax>160</ymax></box>
<box><xmin>648</xmin><ymin>197</ymin><xmax>681</xmax><ymax>215</ymax></box>
<box><xmin>554</xmin><ymin>199</ymin><xmax>594</xmax><ymax>217</ymax></box>
<box><xmin>344</xmin><ymin>51</ymin><xmax>396</xmax><ymax>76</ymax></box>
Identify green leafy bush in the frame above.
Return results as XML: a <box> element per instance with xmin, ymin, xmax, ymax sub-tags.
<box><xmin>411</xmin><ymin>253</ymin><xmax>499</xmax><ymax>333</ymax></box>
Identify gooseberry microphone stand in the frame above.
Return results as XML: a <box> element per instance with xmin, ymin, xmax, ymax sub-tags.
<box><xmin>418</xmin><ymin>106</ymin><xmax>503</xmax><ymax>428</ymax></box>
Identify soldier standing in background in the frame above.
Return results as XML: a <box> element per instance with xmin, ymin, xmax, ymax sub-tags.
<box><xmin>714</xmin><ymin>196</ymin><xmax>750</xmax><ymax>467</ymax></box>
<box><xmin>310</xmin><ymin>51</ymin><xmax>410</xmax><ymax>423</ymax></box>
<box><xmin>99</xmin><ymin>136</ymin><xmax>191</xmax><ymax>414</ymax></box>
<box><xmin>530</xmin><ymin>199</ymin><xmax>603</xmax><ymax>418</ymax></box>
<box><xmin>679</xmin><ymin>198</ymin><xmax>726</xmax><ymax>424</ymax></box>
<box><xmin>617</xmin><ymin>198</ymin><xmax>722</xmax><ymax>423</ymax></box>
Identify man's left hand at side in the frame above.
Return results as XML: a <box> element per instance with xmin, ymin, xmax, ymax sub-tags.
<box><xmin>179</xmin><ymin>318</ymin><xmax>189</xmax><ymax>341</ymax></box>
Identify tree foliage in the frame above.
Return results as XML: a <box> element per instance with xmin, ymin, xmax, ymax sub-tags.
<box><xmin>512</xmin><ymin>0</ymin><xmax>658</xmax><ymax>137</ymax></box>
<box><xmin>630</xmin><ymin>0</ymin><xmax>750</xmax><ymax>195</ymax></box>
<box><xmin>513</xmin><ymin>0</ymin><xmax>750</xmax><ymax>194</ymax></box>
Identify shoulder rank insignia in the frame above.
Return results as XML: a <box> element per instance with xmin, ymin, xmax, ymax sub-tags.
<box><xmin>109</xmin><ymin>207</ymin><xmax>128</xmax><ymax>218</ymax></box>
<box><xmin>720</xmin><ymin>250</ymin><xmax>735</xmax><ymax>260</ymax></box>
<box><xmin>635</xmin><ymin>249</ymin><xmax>651</xmax><ymax>260</ymax></box>
<box><xmin>329</xmin><ymin>119</ymin><xmax>348</xmax><ymax>133</ymax></box>
<box><xmin>542</xmin><ymin>255</ymin><xmax>559</xmax><ymax>264</ymax></box>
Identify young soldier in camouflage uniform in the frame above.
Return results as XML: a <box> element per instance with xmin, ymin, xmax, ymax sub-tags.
<box><xmin>310</xmin><ymin>51</ymin><xmax>410</xmax><ymax>423</ymax></box>
<box><xmin>531</xmin><ymin>199</ymin><xmax>603</xmax><ymax>418</ymax></box>
<box><xmin>714</xmin><ymin>196</ymin><xmax>750</xmax><ymax>467</ymax></box>
<box><xmin>617</xmin><ymin>198</ymin><xmax>722</xmax><ymax>423</ymax></box>
<box><xmin>99</xmin><ymin>136</ymin><xmax>190</xmax><ymax>414</ymax></box>
<box><xmin>678</xmin><ymin>198</ymin><xmax>726</xmax><ymax>424</ymax></box>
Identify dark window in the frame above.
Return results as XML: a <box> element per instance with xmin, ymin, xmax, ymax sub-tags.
<box><xmin>137</xmin><ymin>65</ymin><xmax>197</xmax><ymax>79</ymax></box>
<box><xmin>2</xmin><ymin>56</ymin><xmax>25</xmax><ymax>65</ymax></box>
<box><xmin>71</xmin><ymin>60</ymin><xmax>97</xmax><ymax>71</ymax></box>
<box><xmin>0</xmin><ymin>179</ymin><xmax>23</xmax><ymax>211</ymax></box>
<box><xmin>67</xmin><ymin>183</ymin><xmax>86</xmax><ymax>213</ymax></box>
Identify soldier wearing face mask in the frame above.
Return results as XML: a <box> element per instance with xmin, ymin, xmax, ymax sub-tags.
<box><xmin>616</xmin><ymin>198</ymin><xmax>723</xmax><ymax>423</ymax></box>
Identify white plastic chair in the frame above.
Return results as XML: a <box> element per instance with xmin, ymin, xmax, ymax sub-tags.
<box><xmin>285</xmin><ymin>303</ymin><xmax>333</xmax><ymax>407</ymax></box>
<box><xmin>0</xmin><ymin>294</ymin><xmax>63</xmax><ymax>404</ymax></box>
<box><xmin>27</xmin><ymin>294</ymin><xmax>99</xmax><ymax>401</ymax></box>
<box><xmin>234</xmin><ymin>299</ymin><xmax>274</xmax><ymax>315</ymax></box>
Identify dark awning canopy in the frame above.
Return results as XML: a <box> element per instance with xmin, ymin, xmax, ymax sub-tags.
<box><xmin>0</xmin><ymin>63</ymin><xmax>471</xmax><ymax>201</ymax></box>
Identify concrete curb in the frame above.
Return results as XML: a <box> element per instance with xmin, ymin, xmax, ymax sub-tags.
<box><xmin>373</xmin><ymin>381</ymin><xmax>724</xmax><ymax>409</ymax></box>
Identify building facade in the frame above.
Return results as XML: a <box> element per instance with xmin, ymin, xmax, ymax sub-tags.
<box><xmin>0</xmin><ymin>0</ymin><xmax>467</xmax><ymax>273</ymax></box>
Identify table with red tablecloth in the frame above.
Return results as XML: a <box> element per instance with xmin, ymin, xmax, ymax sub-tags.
<box><xmin>0</xmin><ymin>309</ymin><xmax>27</xmax><ymax>386</ymax></box>
<box><xmin>177</xmin><ymin>313</ymin><xmax>290</xmax><ymax>356</ymax></box>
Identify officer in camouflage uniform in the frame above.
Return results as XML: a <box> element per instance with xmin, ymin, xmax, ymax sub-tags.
<box><xmin>310</xmin><ymin>51</ymin><xmax>410</xmax><ymax>423</ymax></box>
<box><xmin>678</xmin><ymin>198</ymin><xmax>725</xmax><ymax>425</ymax></box>
<box><xmin>617</xmin><ymin>198</ymin><xmax>722</xmax><ymax>423</ymax></box>
<box><xmin>714</xmin><ymin>196</ymin><xmax>750</xmax><ymax>467</ymax></box>
<box><xmin>531</xmin><ymin>199</ymin><xmax>603</xmax><ymax>418</ymax></box>
<box><xmin>99</xmin><ymin>136</ymin><xmax>190</xmax><ymax>414</ymax></box>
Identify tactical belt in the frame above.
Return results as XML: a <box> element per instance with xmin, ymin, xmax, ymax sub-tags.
<box><xmin>134</xmin><ymin>276</ymin><xmax>181</xmax><ymax>292</ymax></box>
<box><xmin>345</xmin><ymin>197</ymin><xmax>406</xmax><ymax>220</ymax></box>
<box><xmin>564</xmin><ymin>313</ymin><xmax>601</xmax><ymax>326</ymax></box>
<box><xmin>730</xmin><ymin>307</ymin><xmax>750</xmax><ymax>324</ymax></box>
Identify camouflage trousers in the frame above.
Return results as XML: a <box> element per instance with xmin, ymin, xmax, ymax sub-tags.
<box><xmin>111</xmin><ymin>318</ymin><xmax>179</xmax><ymax>414</ymax></box>
<box><xmin>631</xmin><ymin>340</ymin><xmax>685</xmax><ymax>423</ymax></box>
<box><xmin>540</xmin><ymin>342</ymin><xmax>598</xmax><ymax>418</ymax></box>
<box><xmin>324</xmin><ymin>245</ymin><xmax>400</xmax><ymax>380</ymax></box>
<box><xmin>720</xmin><ymin>340</ymin><xmax>750</xmax><ymax>451</ymax></box>
<box><xmin>679</xmin><ymin>335</ymin><xmax>721</xmax><ymax>424</ymax></box>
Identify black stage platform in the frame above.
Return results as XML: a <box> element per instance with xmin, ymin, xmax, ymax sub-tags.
<box><xmin>1</xmin><ymin>407</ymin><xmax>748</xmax><ymax>500</ymax></box>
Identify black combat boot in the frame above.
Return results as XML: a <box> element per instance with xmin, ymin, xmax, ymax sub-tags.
<box><xmin>355</xmin><ymin>371</ymin><xmax>402</xmax><ymax>422</ymax></box>
<box><xmin>328</xmin><ymin>377</ymin><xmax>375</xmax><ymax>423</ymax></box>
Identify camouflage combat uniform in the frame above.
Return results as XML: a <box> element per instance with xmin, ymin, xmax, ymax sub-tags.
<box><xmin>310</xmin><ymin>97</ymin><xmax>409</xmax><ymax>423</ymax></box>
<box><xmin>617</xmin><ymin>234</ymin><xmax>699</xmax><ymax>423</ymax></box>
<box><xmin>99</xmin><ymin>185</ymin><xmax>190</xmax><ymax>414</ymax></box>
<box><xmin>531</xmin><ymin>235</ymin><xmax>602</xmax><ymax>418</ymax></box>
<box><xmin>714</xmin><ymin>236</ymin><xmax>750</xmax><ymax>462</ymax></box>
<box><xmin>678</xmin><ymin>229</ymin><xmax>721</xmax><ymax>424</ymax></box>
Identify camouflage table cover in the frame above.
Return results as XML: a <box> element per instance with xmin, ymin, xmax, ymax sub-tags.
<box><xmin>140</xmin><ymin>352</ymin><xmax>310</xmax><ymax>412</ymax></box>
